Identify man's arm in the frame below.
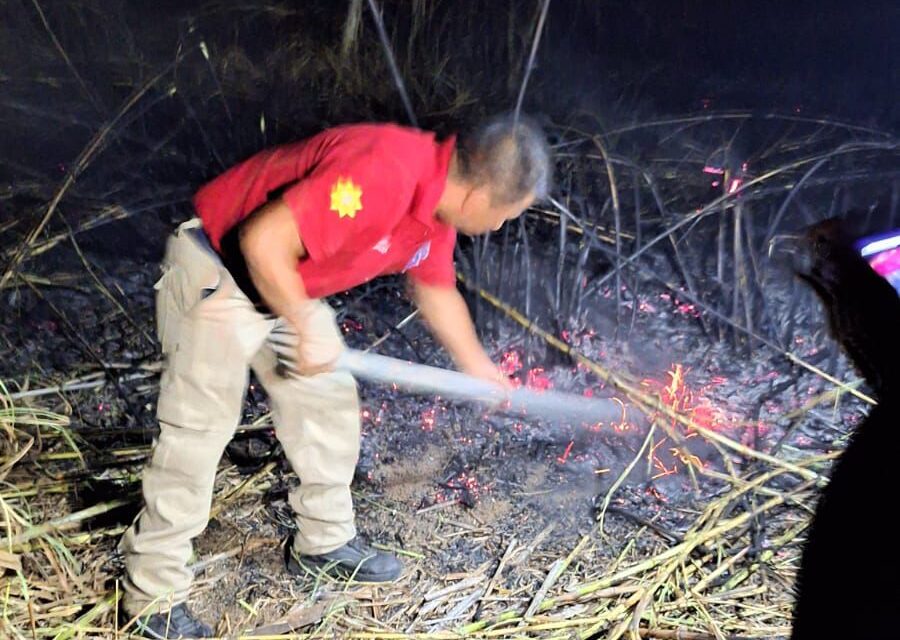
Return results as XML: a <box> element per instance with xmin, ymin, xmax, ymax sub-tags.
<box><xmin>239</xmin><ymin>197</ymin><xmax>341</xmax><ymax>374</ymax></box>
<box><xmin>411</xmin><ymin>280</ymin><xmax>509</xmax><ymax>386</ymax></box>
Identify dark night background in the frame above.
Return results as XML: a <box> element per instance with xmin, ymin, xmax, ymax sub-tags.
<box><xmin>1</xmin><ymin>2</ymin><xmax>899</xmax><ymax>637</ymax></box>
<box><xmin>545</xmin><ymin>0</ymin><xmax>897</xmax><ymax>126</ymax></box>
<box><xmin>85</xmin><ymin>0</ymin><xmax>900</xmax><ymax>125</ymax></box>
<box><xmin>2</xmin><ymin>0</ymin><xmax>897</xmax><ymax>182</ymax></box>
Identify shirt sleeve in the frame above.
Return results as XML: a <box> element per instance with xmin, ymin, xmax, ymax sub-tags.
<box><xmin>282</xmin><ymin>149</ymin><xmax>412</xmax><ymax>262</ymax></box>
<box><xmin>406</xmin><ymin>224</ymin><xmax>458</xmax><ymax>288</ymax></box>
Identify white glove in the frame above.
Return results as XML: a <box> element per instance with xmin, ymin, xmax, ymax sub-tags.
<box><xmin>273</xmin><ymin>301</ymin><xmax>345</xmax><ymax>376</ymax></box>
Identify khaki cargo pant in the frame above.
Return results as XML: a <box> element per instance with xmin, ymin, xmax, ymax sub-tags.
<box><xmin>119</xmin><ymin>219</ymin><xmax>360</xmax><ymax>615</ymax></box>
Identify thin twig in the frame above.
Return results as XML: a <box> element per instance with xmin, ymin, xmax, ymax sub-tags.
<box><xmin>366</xmin><ymin>0</ymin><xmax>418</xmax><ymax>127</ymax></box>
<box><xmin>513</xmin><ymin>0</ymin><xmax>551</xmax><ymax>123</ymax></box>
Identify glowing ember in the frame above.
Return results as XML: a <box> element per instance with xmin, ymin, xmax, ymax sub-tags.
<box><xmin>557</xmin><ymin>440</ymin><xmax>574</xmax><ymax>464</ymax></box>
<box><xmin>659</xmin><ymin>292</ymin><xmax>702</xmax><ymax>318</ymax></box>
<box><xmin>420</xmin><ymin>407</ymin><xmax>436</xmax><ymax>432</ymax></box>
<box><xmin>625</xmin><ymin>363</ymin><xmax>751</xmax><ymax>480</ymax></box>
<box><xmin>663</xmin><ymin>364</ymin><xmax>691</xmax><ymax>412</ymax></box>
<box><xmin>642</xmin><ymin>363</ymin><xmax>732</xmax><ymax>435</ymax></box>
<box><xmin>651</xmin><ymin>461</ymin><xmax>678</xmax><ymax>480</ymax></box>
<box><xmin>610</xmin><ymin>397</ymin><xmax>636</xmax><ymax>432</ymax></box>
<box><xmin>526</xmin><ymin>367</ymin><xmax>552</xmax><ymax>391</ymax></box>
<box><xmin>341</xmin><ymin>318</ymin><xmax>364</xmax><ymax>334</ymax></box>
<box><xmin>359</xmin><ymin>402</ymin><xmax>386</xmax><ymax>427</ymax></box>
<box><xmin>500</xmin><ymin>350</ymin><xmax>523</xmax><ymax>376</ymax></box>
<box><xmin>456</xmin><ymin>472</ymin><xmax>480</xmax><ymax>494</ymax></box>
<box><xmin>647</xmin><ymin>437</ymin><xmax>677</xmax><ymax>479</ymax></box>
<box><xmin>435</xmin><ymin>471</ymin><xmax>488</xmax><ymax>506</ymax></box>
<box><xmin>675</xmin><ymin>301</ymin><xmax>700</xmax><ymax>317</ymax></box>
<box><xmin>671</xmin><ymin>446</ymin><xmax>704</xmax><ymax>469</ymax></box>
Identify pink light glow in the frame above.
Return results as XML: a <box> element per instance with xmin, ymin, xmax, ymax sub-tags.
<box><xmin>869</xmin><ymin>247</ymin><xmax>900</xmax><ymax>278</ymax></box>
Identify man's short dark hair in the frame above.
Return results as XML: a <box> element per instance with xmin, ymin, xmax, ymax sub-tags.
<box><xmin>456</xmin><ymin>113</ymin><xmax>552</xmax><ymax>205</ymax></box>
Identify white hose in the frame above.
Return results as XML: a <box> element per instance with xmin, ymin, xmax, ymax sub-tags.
<box><xmin>337</xmin><ymin>349</ymin><xmax>640</xmax><ymax>425</ymax></box>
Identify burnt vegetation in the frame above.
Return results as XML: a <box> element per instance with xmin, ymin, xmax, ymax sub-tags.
<box><xmin>1</xmin><ymin>1</ymin><xmax>898</xmax><ymax>638</ymax></box>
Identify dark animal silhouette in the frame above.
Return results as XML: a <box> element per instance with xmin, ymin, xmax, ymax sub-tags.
<box><xmin>791</xmin><ymin>217</ymin><xmax>900</xmax><ymax>640</ymax></box>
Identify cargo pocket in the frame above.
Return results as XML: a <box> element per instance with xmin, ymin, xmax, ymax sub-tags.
<box><xmin>156</xmin><ymin>313</ymin><xmax>246</xmax><ymax>433</ymax></box>
<box><xmin>154</xmin><ymin>267</ymin><xmax>181</xmax><ymax>356</ymax></box>
<box><xmin>154</xmin><ymin>254</ymin><xmax>222</xmax><ymax>356</ymax></box>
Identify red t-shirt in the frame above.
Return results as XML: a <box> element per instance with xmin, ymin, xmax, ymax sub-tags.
<box><xmin>193</xmin><ymin>123</ymin><xmax>457</xmax><ymax>298</ymax></box>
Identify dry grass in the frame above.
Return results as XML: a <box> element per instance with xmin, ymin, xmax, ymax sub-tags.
<box><xmin>0</xmin><ymin>341</ymin><xmax>851</xmax><ymax>639</ymax></box>
<box><xmin>2</xmin><ymin>2</ymin><xmax>899</xmax><ymax>638</ymax></box>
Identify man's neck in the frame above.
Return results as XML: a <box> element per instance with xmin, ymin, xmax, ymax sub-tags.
<box><xmin>435</xmin><ymin>153</ymin><xmax>466</xmax><ymax>226</ymax></box>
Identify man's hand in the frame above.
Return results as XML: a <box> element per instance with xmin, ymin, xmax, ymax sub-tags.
<box><xmin>462</xmin><ymin>358</ymin><xmax>514</xmax><ymax>391</ymax></box>
<box><xmin>463</xmin><ymin>357</ymin><xmax>514</xmax><ymax>411</ymax></box>
<box><xmin>284</xmin><ymin>300</ymin><xmax>345</xmax><ymax>376</ymax></box>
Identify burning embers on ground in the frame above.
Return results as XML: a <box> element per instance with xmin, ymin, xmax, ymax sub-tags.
<box><xmin>506</xmin><ymin>346</ymin><xmax>748</xmax><ymax>483</ymax></box>
<box><xmin>359</xmin><ymin>329</ymin><xmax>761</xmax><ymax>509</ymax></box>
<box><xmin>639</xmin><ymin>364</ymin><xmax>739</xmax><ymax>480</ymax></box>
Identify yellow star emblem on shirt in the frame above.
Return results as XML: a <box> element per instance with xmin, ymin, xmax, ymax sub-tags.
<box><xmin>330</xmin><ymin>177</ymin><xmax>363</xmax><ymax>219</ymax></box>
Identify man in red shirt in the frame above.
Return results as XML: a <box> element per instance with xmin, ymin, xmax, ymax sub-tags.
<box><xmin>120</xmin><ymin>115</ymin><xmax>550</xmax><ymax>637</ymax></box>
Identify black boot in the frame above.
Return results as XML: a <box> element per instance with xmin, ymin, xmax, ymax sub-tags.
<box><xmin>285</xmin><ymin>535</ymin><xmax>402</xmax><ymax>582</ymax></box>
<box><xmin>130</xmin><ymin>603</ymin><xmax>213</xmax><ymax>639</ymax></box>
